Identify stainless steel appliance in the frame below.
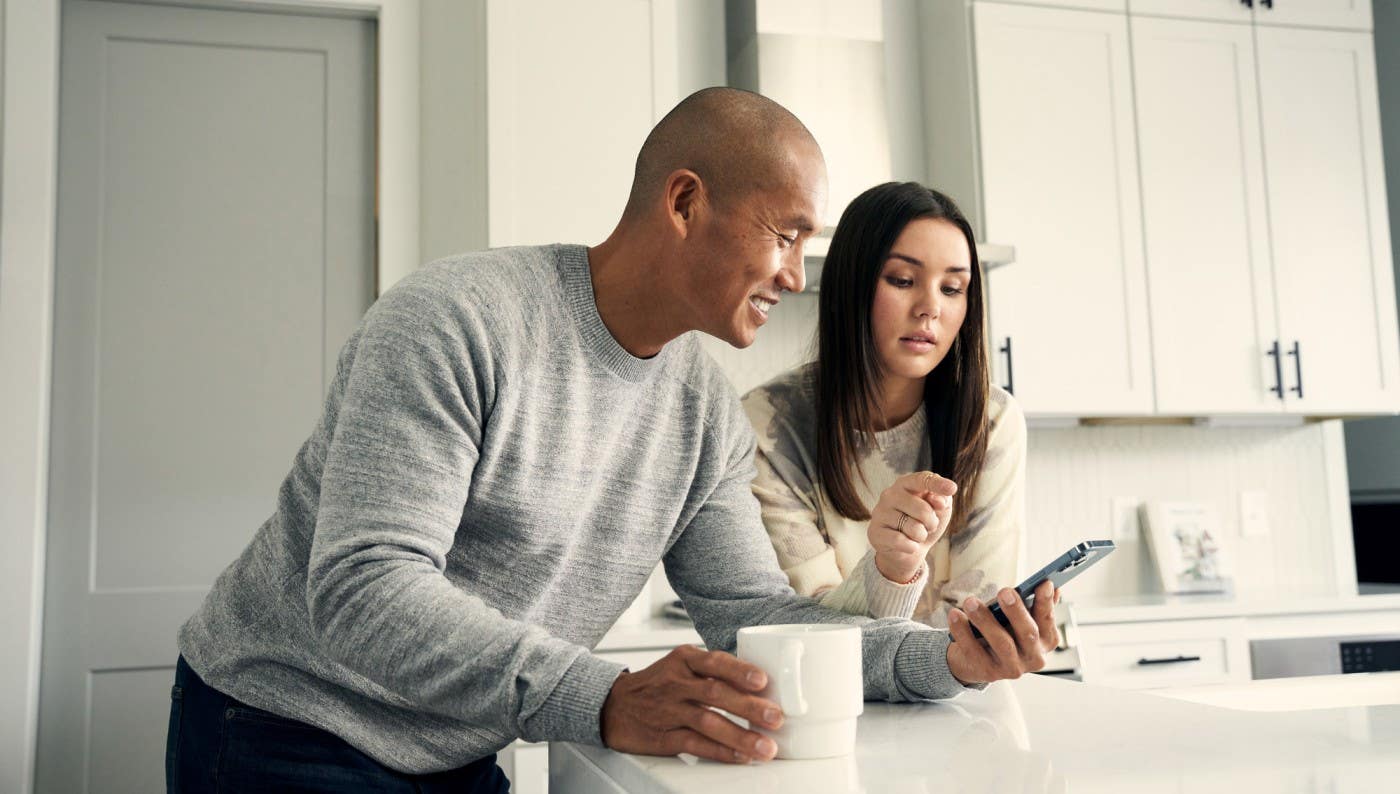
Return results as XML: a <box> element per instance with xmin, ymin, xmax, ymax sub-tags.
<box><xmin>1251</xmin><ymin>634</ymin><xmax>1400</xmax><ymax>679</ymax></box>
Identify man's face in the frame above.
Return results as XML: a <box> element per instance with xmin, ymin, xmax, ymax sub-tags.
<box><xmin>685</xmin><ymin>142</ymin><xmax>827</xmax><ymax>348</ymax></box>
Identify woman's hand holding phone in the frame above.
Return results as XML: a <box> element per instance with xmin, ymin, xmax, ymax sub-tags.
<box><xmin>868</xmin><ymin>471</ymin><xmax>957</xmax><ymax>584</ymax></box>
<box><xmin>944</xmin><ymin>581</ymin><xmax>1061</xmax><ymax>686</ymax></box>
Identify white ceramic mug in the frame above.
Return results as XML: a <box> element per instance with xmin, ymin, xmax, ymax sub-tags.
<box><xmin>736</xmin><ymin>623</ymin><xmax>863</xmax><ymax>759</ymax></box>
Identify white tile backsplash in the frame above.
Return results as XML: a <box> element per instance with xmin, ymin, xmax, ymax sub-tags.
<box><xmin>1023</xmin><ymin>423</ymin><xmax>1343</xmax><ymax>600</ymax></box>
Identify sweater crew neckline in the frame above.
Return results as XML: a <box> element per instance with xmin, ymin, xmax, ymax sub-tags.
<box><xmin>557</xmin><ymin>244</ymin><xmax>667</xmax><ymax>383</ymax></box>
<box><xmin>872</xmin><ymin>404</ymin><xmax>927</xmax><ymax>449</ymax></box>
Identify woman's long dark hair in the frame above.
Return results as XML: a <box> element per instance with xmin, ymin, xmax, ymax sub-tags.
<box><xmin>816</xmin><ymin>182</ymin><xmax>990</xmax><ymax>533</ymax></box>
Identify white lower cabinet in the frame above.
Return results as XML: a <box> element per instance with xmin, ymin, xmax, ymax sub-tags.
<box><xmin>1076</xmin><ymin>606</ymin><xmax>1400</xmax><ymax>691</ymax></box>
<box><xmin>1077</xmin><ymin>618</ymin><xmax>1251</xmax><ymax>689</ymax></box>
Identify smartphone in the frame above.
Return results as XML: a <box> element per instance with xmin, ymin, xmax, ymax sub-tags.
<box><xmin>966</xmin><ymin>539</ymin><xmax>1116</xmax><ymax>640</ymax></box>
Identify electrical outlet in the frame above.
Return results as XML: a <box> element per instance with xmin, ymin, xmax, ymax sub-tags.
<box><xmin>1240</xmin><ymin>490</ymin><xmax>1271</xmax><ymax>537</ymax></box>
<box><xmin>1110</xmin><ymin>497</ymin><xmax>1139</xmax><ymax>541</ymax></box>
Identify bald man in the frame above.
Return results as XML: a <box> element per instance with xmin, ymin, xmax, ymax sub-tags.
<box><xmin>166</xmin><ymin>88</ymin><xmax>1057</xmax><ymax>793</ymax></box>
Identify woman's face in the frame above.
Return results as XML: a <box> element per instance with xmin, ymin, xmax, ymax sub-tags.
<box><xmin>869</xmin><ymin>217</ymin><xmax>973</xmax><ymax>384</ymax></box>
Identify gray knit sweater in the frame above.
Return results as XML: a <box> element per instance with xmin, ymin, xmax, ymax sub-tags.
<box><xmin>177</xmin><ymin>244</ymin><xmax>971</xmax><ymax>774</ymax></box>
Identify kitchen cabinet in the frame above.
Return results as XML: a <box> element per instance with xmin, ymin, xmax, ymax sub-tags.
<box><xmin>1134</xmin><ymin>15</ymin><xmax>1400</xmax><ymax>415</ymax></box>
<box><xmin>1130</xmin><ymin>0</ymin><xmax>1372</xmax><ymax>30</ymax></box>
<box><xmin>981</xmin><ymin>0</ymin><xmax>1126</xmax><ymax>12</ymax></box>
<box><xmin>1072</xmin><ymin>593</ymin><xmax>1400</xmax><ymax>689</ymax></box>
<box><xmin>1076</xmin><ymin>617</ymin><xmax>1252</xmax><ymax>689</ymax></box>
<box><xmin>926</xmin><ymin>0</ymin><xmax>1398</xmax><ymax>418</ymax></box>
<box><xmin>963</xmin><ymin>2</ymin><xmax>1156</xmax><ymax>416</ymax></box>
<box><xmin>1255</xmin><ymin>0</ymin><xmax>1373</xmax><ymax>30</ymax></box>
<box><xmin>1132</xmin><ymin>16</ymin><xmax>1279</xmax><ymax>415</ymax></box>
<box><xmin>1128</xmin><ymin>0</ymin><xmax>1253</xmax><ymax>23</ymax></box>
<box><xmin>1254</xmin><ymin>24</ymin><xmax>1400</xmax><ymax>414</ymax></box>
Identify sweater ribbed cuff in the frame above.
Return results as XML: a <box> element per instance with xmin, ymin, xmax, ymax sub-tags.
<box><xmin>893</xmin><ymin>629</ymin><xmax>987</xmax><ymax>700</ymax></box>
<box><xmin>860</xmin><ymin>550</ymin><xmax>927</xmax><ymax>619</ymax></box>
<box><xmin>521</xmin><ymin>652</ymin><xmax>627</xmax><ymax>746</ymax></box>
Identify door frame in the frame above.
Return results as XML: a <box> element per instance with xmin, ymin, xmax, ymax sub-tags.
<box><xmin>0</xmin><ymin>2</ymin><xmax>421</xmax><ymax>792</ymax></box>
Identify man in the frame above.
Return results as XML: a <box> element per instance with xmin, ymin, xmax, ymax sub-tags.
<box><xmin>166</xmin><ymin>87</ymin><xmax>1059</xmax><ymax>792</ymax></box>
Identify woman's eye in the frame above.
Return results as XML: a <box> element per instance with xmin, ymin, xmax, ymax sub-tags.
<box><xmin>777</xmin><ymin>234</ymin><xmax>796</xmax><ymax>248</ymax></box>
<box><xmin>941</xmin><ymin>285</ymin><xmax>966</xmax><ymax>296</ymax></box>
<box><xmin>885</xmin><ymin>276</ymin><xmax>915</xmax><ymax>288</ymax></box>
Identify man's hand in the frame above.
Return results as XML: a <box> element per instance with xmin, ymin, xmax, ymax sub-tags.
<box><xmin>599</xmin><ymin>644</ymin><xmax>783</xmax><ymax>764</ymax></box>
<box><xmin>869</xmin><ymin>471</ymin><xmax>957</xmax><ymax>584</ymax></box>
<box><xmin>945</xmin><ymin>580</ymin><xmax>1061</xmax><ymax>685</ymax></box>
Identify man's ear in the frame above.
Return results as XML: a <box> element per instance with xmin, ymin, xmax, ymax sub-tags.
<box><xmin>665</xmin><ymin>170</ymin><xmax>705</xmax><ymax>239</ymax></box>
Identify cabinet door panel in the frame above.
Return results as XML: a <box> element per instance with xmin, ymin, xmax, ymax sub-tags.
<box><xmin>976</xmin><ymin>0</ymin><xmax>1127</xmax><ymax>12</ymax></box>
<box><xmin>974</xmin><ymin>2</ymin><xmax>1154</xmax><ymax>415</ymax></box>
<box><xmin>1253</xmin><ymin>0</ymin><xmax>1372</xmax><ymax>31</ymax></box>
<box><xmin>1128</xmin><ymin>0</ymin><xmax>1252</xmax><ymax>23</ymax></box>
<box><xmin>1132</xmin><ymin>17</ymin><xmax>1281</xmax><ymax>414</ymax></box>
<box><xmin>1256</xmin><ymin>26</ymin><xmax>1400</xmax><ymax>413</ymax></box>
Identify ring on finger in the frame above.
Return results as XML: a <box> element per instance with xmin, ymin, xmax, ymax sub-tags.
<box><xmin>896</xmin><ymin>512</ymin><xmax>908</xmax><ymax>533</ymax></box>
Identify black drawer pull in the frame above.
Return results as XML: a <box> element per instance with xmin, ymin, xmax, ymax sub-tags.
<box><xmin>1137</xmin><ymin>655</ymin><xmax>1202</xmax><ymax>666</ymax></box>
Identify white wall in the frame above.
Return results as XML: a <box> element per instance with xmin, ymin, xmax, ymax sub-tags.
<box><xmin>0</xmin><ymin>4</ymin><xmax>59</xmax><ymax>793</ymax></box>
<box><xmin>418</xmin><ymin>0</ymin><xmax>488</xmax><ymax>263</ymax></box>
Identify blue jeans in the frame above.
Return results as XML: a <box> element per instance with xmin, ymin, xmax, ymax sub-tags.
<box><xmin>165</xmin><ymin>656</ymin><xmax>511</xmax><ymax>792</ymax></box>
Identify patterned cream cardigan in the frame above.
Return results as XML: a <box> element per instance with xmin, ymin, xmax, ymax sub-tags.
<box><xmin>741</xmin><ymin>364</ymin><xmax>1026</xmax><ymax>626</ymax></box>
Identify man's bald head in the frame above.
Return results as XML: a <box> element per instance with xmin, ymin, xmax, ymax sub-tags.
<box><xmin>622</xmin><ymin>87</ymin><xmax>823</xmax><ymax>221</ymax></box>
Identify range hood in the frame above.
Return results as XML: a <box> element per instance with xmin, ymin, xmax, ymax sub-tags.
<box><xmin>801</xmin><ymin>235</ymin><xmax>1015</xmax><ymax>293</ymax></box>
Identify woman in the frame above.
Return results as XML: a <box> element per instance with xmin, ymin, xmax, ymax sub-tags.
<box><xmin>742</xmin><ymin>182</ymin><xmax>1026</xmax><ymax>626</ymax></box>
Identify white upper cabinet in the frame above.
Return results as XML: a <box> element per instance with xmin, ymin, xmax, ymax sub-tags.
<box><xmin>978</xmin><ymin>0</ymin><xmax>1126</xmax><ymax>11</ymax></box>
<box><xmin>1128</xmin><ymin>0</ymin><xmax>1253</xmax><ymax>23</ymax></box>
<box><xmin>972</xmin><ymin>2</ymin><xmax>1154</xmax><ymax>416</ymax></box>
<box><xmin>1132</xmin><ymin>17</ymin><xmax>1281</xmax><ymax>415</ymax></box>
<box><xmin>1254</xmin><ymin>25</ymin><xmax>1400</xmax><ymax>414</ymax></box>
<box><xmin>486</xmin><ymin>0</ymin><xmax>675</xmax><ymax>247</ymax></box>
<box><xmin>1253</xmin><ymin>0</ymin><xmax>1373</xmax><ymax>31</ymax></box>
<box><xmin>1129</xmin><ymin>0</ymin><xmax>1371</xmax><ymax>29</ymax></box>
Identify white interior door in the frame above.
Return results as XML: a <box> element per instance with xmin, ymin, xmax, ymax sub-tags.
<box><xmin>974</xmin><ymin>2</ymin><xmax>1154</xmax><ymax>416</ymax></box>
<box><xmin>1255</xmin><ymin>24</ymin><xmax>1400</xmax><ymax>414</ymax></box>
<box><xmin>38</xmin><ymin>2</ymin><xmax>375</xmax><ymax>792</ymax></box>
<box><xmin>1132</xmin><ymin>16</ymin><xmax>1282</xmax><ymax>415</ymax></box>
<box><xmin>1251</xmin><ymin>0</ymin><xmax>1372</xmax><ymax>31</ymax></box>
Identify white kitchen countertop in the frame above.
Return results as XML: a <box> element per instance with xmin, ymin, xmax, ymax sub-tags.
<box><xmin>552</xmin><ymin>672</ymin><xmax>1400</xmax><ymax>793</ymax></box>
<box><xmin>595</xmin><ymin>616</ymin><xmax>702</xmax><ymax>652</ymax></box>
<box><xmin>1070</xmin><ymin>590</ymin><xmax>1400</xmax><ymax>624</ymax></box>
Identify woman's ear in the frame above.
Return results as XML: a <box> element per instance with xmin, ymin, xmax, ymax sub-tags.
<box><xmin>665</xmin><ymin>169</ymin><xmax>705</xmax><ymax>238</ymax></box>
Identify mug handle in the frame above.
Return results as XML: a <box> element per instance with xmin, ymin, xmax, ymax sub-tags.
<box><xmin>776</xmin><ymin>638</ymin><xmax>809</xmax><ymax>717</ymax></box>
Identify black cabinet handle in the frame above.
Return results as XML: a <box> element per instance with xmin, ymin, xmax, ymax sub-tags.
<box><xmin>999</xmin><ymin>336</ymin><xmax>1014</xmax><ymax>396</ymax></box>
<box><xmin>1137</xmin><ymin>655</ymin><xmax>1202</xmax><ymax>666</ymax></box>
<box><xmin>1266</xmin><ymin>339</ymin><xmax>1284</xmax><ymax>400</ymax></box>
<box><xmin>1241</xmin><ymin>0</ymin><xmax>1253</xmax><ymax>7</ymax></box>
<box><xmin>1287</xmin><ymin>340</ymin><xmax>1303</xmax><ymax>399</ymax></box>
<box><xmin>1262</xmin><ymin>0</ymin><xmax>1273</xmax><ymax>8</ymax></box>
